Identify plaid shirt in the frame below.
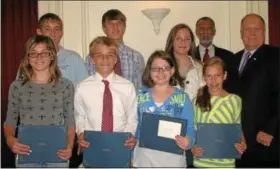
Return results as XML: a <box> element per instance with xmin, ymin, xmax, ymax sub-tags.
<box><xmin>85</xmin><ymin>42</ymin><xmax>145</xmax><ymax>89</ymax></box>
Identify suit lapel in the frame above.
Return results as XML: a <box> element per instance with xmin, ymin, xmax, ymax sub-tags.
<box><xmin>237</xmin><ymin>50</ymin><xmax>245</xmax><ymax>77</ymax></box>
<box><xmin>239</xmin><ymin>45</ymin><xmax>264</xmax><ymax>77</ymax></box>
<box><xmin>213</xmin><ymin>45</ymin><xmax>218</xmax><ymax>56</ymax></box>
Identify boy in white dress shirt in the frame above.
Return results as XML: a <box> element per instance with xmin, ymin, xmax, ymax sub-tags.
<box><xmin>74</xmin><ymin>36</ymin><xmax>137</xmax><ymax>165</ymax></box>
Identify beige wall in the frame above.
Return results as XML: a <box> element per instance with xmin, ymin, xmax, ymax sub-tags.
<box><xmin>38</xmin><ymin>1</ymin><xmax>268</xmax><ymax>61</ymax></box>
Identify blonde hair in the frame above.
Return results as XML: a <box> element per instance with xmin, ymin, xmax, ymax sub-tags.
<box><xmin>89</xmin><ymin>36</ymin><xmax>117</xmax><ymax>57</ymax></box>
<box><xmin>19</xmin><ymin>35</ymin><xmax>61</xmax><ymax>85</ymax></box>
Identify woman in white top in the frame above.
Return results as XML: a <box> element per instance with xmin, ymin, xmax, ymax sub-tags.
<box><xmin>165</xmin><ymin>23</ymin><xmax>205</xmax><ymax>101</ymax></box>
<box><xmin>165</xmin><ymin>23</ymin><xmax>205</xmax><ymax>167</ymax></box>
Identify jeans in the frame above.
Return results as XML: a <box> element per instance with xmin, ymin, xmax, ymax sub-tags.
<box><xmin>15</xmin><ymin>155</ymin><xmax>69</xmax><ymax>168</ymax></box>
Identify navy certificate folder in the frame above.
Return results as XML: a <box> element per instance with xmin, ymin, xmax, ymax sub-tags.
<box><xmin>17</xmin><ymin>125</ymin><xmax>67</xmax><ymax>164</ymax></box>
<box><xmin>139</xmin><ymin>113</ymin><xmax>187</xmax><ymax>154</ymax></box>
<box><xmin>196</xmin><ymin>123</ymin><xmax>241</xmax><ymax>159</ymax></box>
<box><xmin>83</xmin><ymin>131</ymin><xmax>131</xmax><ymax>168</ymax></box>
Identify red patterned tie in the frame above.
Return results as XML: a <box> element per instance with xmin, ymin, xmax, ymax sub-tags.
<box><xmin>114</xmin><ymin>54</ymin><xmax>122</xmax><ymax>76</ymax></box>
<box><xmin>203</xmin><ymin>48</ymin><xmax>209</xmax><ymax>62</ymax></box>
<box><xmin>101</xmin><ymin>80</ymin><xmax>113</xmax><ymax>132</ymax></box>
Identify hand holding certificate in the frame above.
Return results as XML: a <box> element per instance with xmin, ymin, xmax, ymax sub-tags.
<box><xmin>124</xmin><ymin>135</ymin><xmax>137</xmax><ymax>150</ymax></box>
<box><xmin>6</xmin><ymin>136</ymin><xmax>31</xmax><ymax>156</ymax></box>
<box><xmin>175</xmin><ymin>135</ymin><xmax>190</xmax><ymax>150</ymax></box>
<box><xmin>56</xmin><ymin>147</ymin><xmax>72</xmax><ymax>161</ymax></box>
<box><xmin>139</xmin><ymin>113</ymin><xmax>188</xmax><ymax>154</ymax></box>
<box><xmin>77</xmin><ymin>133</ymin><xmax>90</xmax><ymax>155</ymax></box>
<box><xmin>191</xmin><ymin>144</ymin><xmax>204</xmax><ymax>158</ymax></box>
<box><xmin>196</xmin><ymin>123</ymin><xmax>242</xmax><ymax>159</ymax></box>
<box><xmin>234</xmin><ymin>141</ymin><xmax>247</xmax><ymax>155</ymax></box>
<box><xmin>17</xmin><ymin>125</ymin><xmax>67</xmax><ymax>164</ymax></box>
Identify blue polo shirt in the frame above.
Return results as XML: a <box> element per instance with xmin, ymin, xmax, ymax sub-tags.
<box><xmin>57</xmin><ymin>47</ymin><xmax>88</xmax><ymax>86</ymax></box>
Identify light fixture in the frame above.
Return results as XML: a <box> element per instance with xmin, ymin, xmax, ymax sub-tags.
<box><xmin>142</xmin><ymin>8</ymin><xmax>170</xmax><ymax>35</ymax></box>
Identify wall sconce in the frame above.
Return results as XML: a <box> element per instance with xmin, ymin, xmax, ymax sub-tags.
<box><xmin>142</xmin><ymin>8</ymin><xmax>170</xmax><ymax>35</ymax></box>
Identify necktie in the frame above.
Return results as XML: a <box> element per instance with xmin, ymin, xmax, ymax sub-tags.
<box><xmin>101</xmin><ymin>80</ymin><xmax>113</xmax><ymax>132</ymax></box>
<box><xmin>203</xmin><ymin>48</ymin><xmax>209</xmax><ymax>62</ymax></box>
<box><xmin>239</xmin><ymin>51</ymin><xmax>251</xmax><ymax>74</ymax></box>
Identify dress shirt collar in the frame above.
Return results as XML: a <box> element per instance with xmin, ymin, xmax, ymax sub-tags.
<box><xmin>118</xmin><ymin>40</ymin><xmax>125</xmax><ymax>50</ymax></box>
<box><xmin>199</xmin><ymin>43</ymin><xmax>214</xmax><ymax>53</ymax></box>
<box><xmin>118</xmin><ymin>40</ymin><xmax>124</xmax><ymax>46</ymax></box>
<box><xmin>95</xmin><ymin>71</ymin><xmax>116</xmax><ymax>83</ymax></box>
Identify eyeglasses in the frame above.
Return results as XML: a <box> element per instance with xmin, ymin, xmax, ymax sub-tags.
<box><xmin>151</xmin><ymin>66</ymin><xmax>172</xmax><ymax>72</ymax></box>
<box><xmin>28</xmin><ymin>52</ymin><xmax>51</xmax><ymax>60</ymax></box>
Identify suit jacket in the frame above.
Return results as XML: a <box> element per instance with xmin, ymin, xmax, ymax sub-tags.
<box><xmin>235</xmin><ymin>44</ymin><xmax>279</xmax><ymax>161</ymax></box>
<box><xmin>195</xmin><ymin>45</ymin><xmax>239</xmax><ymax>94</ymax></box>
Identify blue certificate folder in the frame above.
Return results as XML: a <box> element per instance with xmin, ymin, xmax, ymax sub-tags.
<box><xmin>83</xmin><ymin>131</ymin><xmax>131</xmax><ymax>168</ymax></box>
<box><xmin>17</xmin><ymin>125</ymin><xmax>67</xmax><ymax>164</ymax></box>
<box><xmin>139</xmin><ymin>113</ymin><xmax>187</xmax><ymax>155</ymax></box>
<box><xmin>196</xmin><ymin>123</ymin><xmax>241</xmax><ymax>159</ymax></box>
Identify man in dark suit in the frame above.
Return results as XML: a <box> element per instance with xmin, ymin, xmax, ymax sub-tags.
<box><xmin>195</xmin><ymin>16</ymin><xmax>238</xmax><ymax>94</ymax></box>
<box><xmin>235</xmin><ymin>13</ymin><xmax>279</xmax><ymax>168</ymax></box>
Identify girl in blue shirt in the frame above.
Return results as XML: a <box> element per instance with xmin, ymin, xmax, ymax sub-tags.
<box><xmin>133</xmin><ymin>50</ymin><xmax>195</xmax><ymax>167</ymax></box>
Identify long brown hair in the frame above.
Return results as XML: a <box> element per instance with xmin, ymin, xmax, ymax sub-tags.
<box><xmin>19</xmin><ymin>35</ymin><xmax>61</xmax><ymax>85</ymax></box>
<box><xmin>165</xmin><ymin>23</ymin><xmax>198</xmax><ymax>62</ymax></box>
<box><xmin>195</xmin><ymin>57</ymin><xmax>226</xmax><ymax>112</ymax></box>
<box><xmin>142</xmin><ymin>50</ymin><xmax>184</xmax><ymax>88</ymax></box>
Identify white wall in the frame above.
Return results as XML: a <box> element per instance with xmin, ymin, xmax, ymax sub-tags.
<box><xmin>38</xmin><ymin>1</ymin><xmax>268</xmax><ymax>61</ymax></box>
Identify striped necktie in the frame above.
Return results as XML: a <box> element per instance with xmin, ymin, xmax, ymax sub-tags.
<box><xmin>239</xmin><ymin>51</ymin><xmax>251</xmax><ymax>74</ymax></box>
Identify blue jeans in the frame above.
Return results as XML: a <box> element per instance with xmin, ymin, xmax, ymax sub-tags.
<box><xmin>15</xmin><ymin>155</ymin><xmax>69</xmax><ymax>168</ymax></box>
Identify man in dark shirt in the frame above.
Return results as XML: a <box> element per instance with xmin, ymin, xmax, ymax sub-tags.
<box><xmin>195</xmin><ymin>16</ymin><xmax>238</xmax><ymax>94</ymax></box>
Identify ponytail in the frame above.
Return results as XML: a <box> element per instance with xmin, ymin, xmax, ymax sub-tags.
<box><xmin>196</xmin><ymin>85</ymin><xmax>211</xmax><ymax>112</ymax></box>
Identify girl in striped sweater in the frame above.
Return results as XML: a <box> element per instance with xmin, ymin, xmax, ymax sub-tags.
<box><xmin>191</xmin><ymin>57</ymin><xmax>246</xmax><ymax>168</ymax></box>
